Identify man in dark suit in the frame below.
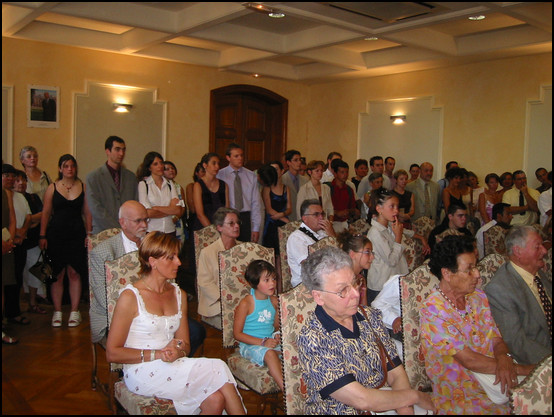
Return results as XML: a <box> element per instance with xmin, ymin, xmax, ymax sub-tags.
<box><xmin>485</xmin><ymin>225</ymin><xmax>551</xmax><ymax>365</ymax></box>
<box><xmin>41</xmin><ymin>92</ymin><xmax>56</xmax><ymax>121</ymax></box>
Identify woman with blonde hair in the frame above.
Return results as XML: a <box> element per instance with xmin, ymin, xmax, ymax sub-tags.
<box><xmin>107</xmin><ymin>231</ymin><xmax>245</xmax><ymax>414</ymax></box>
<box><xmin>19</xmin><ymin>146</ymin><xmax>52</xmax><ymax>201</ymax></box>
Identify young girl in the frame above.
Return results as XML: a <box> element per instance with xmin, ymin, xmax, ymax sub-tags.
<box><xmin>233</xmin><ymin>260</ymin><xmax>283</xmax><ymax>391</ymax></box>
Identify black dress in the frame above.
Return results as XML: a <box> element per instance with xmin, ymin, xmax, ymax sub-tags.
<box><xmin>262</xmin><ymin>188</ymin><xmax>288</xmax><ymax>255</ymax></box>
<box><xmin>46</xmin><ymin>186</ymin><xmax>87</xmax><ymax>278</ymax></box>
<box><xmin>192</xmin><ymin>178</ymin><xmax>226</xmax><ymax>231</ymax></box>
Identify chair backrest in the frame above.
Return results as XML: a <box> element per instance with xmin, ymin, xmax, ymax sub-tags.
<box><xmin>193</xmin><ymin>224</ymin><xmax>219</xmax><ymax>270</ymax></box>
<box><xmin>88</xmin><ymin>227</ymin><xmax>121</xmax><ymax>252</ymax></box>
<box><xmin>477</xmin><ymin>253</ymin><xmax>507</xmax><ymax>289</ymax></box>
<box><xmin>105</xmin><ymin>251</ymin><xmax>142</xmax><ymax>371</ymax></box>
<box><xmin>412</xmin><ymin>216</ymin><xmax>435</xmax><ymax>240</ymax></box>
<box><xmin>278</xmin><ymin>221</ymin><xmax>301</xmax><ymax>293</ymax></box>
<box><xmin>279</xmin><ymin>283</ymin><xmax>315</xmax><ymax>415</ymax></box>
<box><xmin>219</xmin><ymin>242</ymin><xmax>275</xmax><ymax>348</ymax></box>
<box><xmin>399</xmin><ymin>263</ymin><xmax>439</xmax><ymax>391</ymax></box>
<box><xmin>510</xmin><ymin>355</ymin><xmax>552</xmax><ymax>415</ymax></box>
<box><xmin>348</xmin><ymin>218</ymin><xmax>370</xmax><ymax>236</ymax></box>
<box><xmin>543</xmin><ymin>247</ymin><xmax>552</xmax><ymax>278</ymax></box>
<box><xmin>483</xmin><ymin>225</ymin><xmax>508</xmax><ymax>257</ymax></box>
<box><xmin>308</xmin><ymin>236</ymin><xmax>338</xmax><ymax>254</ymax></box>
<box><xmin>401</xmin><ymin>234</ymin><xmax>424</xmax><ymax>272</ymax></box>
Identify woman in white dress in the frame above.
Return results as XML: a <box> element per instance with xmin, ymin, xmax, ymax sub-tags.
<box><xmin>106</xmin><ymin>232</ymin><xmax>245</xmax><ymax>415</ymax></box>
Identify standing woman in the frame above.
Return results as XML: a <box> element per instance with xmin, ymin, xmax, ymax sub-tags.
<box><xmin>163</xmin><ymin>161</ymin><xmax>186</xmax><ymax>243</ymax></box>
<box><xmin>40</xmin><ymin>154</ymin><xmax>92</xmax><ymax>327</ymax></box>
<box><xmin>19</xmin><ymin>146</ymin><xmax>52</xmax><ymax>201</ymax></box>
<box><xmin>391</xmin><ymin>169</ymin><xmax>415</xmax><ymax>229</ymax></box>
<box><xmin>137</xmin><ymin>152</ymin><xmax>185</xmax><ymax>236</ymax></box>
<box><xmin>499</xmin><ymin>172</ymin><xmax>513</xmax><ymax>197</ymax></box>
<box><xmin>192</xmin><ymin>153</ymin><xmax>229</xmax><ymax>231</ymax></box>
<box><xmin>296</xmin><ymin>160</ymin><xmax>334</xmax><ymax>224</ymax></box>
<box><xmin>337</xmin><ymin>231</ymin><xmax>374</xmax><ymax>306</ymax></box>
<box><xmin>442</xmin><ymin>167</ymin><xmax>464</xmax><ymax>215</ymax></box>
<box><xmin>478</xmin><ymin>173</ymin><xmax>502</xmax><ymax>224</ymax></box>
<box><xmin>185</xmin><ymin>163</ymin><xmax>205</xmax><ymax>235</ymax></box>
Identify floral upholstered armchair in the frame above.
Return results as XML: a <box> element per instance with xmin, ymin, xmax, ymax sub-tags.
<box><xmin>308</xmin><ymin>236</ymin><xmax>338</xmax><ymax>254</ymax></box>
<box><xmin>476</xmin><ymin>253</ymin><xmax>506</xmax><ymax>289</ymax></box>
<box><xmin>412</xmin><ymin>216</ymin><xmax>435</xmax><ymax>240</ymax></box>
<box><xmin>483</xmin><ymin>225</ymin><xmax>509</xmax><ymax>258</ymax></box>
<box><xmin>348</xmin><ymin>218</ymin><xmax>370</xmax><ymax>236</ymax></box>
<box><xmin>278</xmin><ymin>221</ymin><xmax>301</xmax><ymax>293</ymax></box>
<box><xmin>510</xmin><ymin>355</ymin><xmax>552</xmax><ymax>415</ymax></box>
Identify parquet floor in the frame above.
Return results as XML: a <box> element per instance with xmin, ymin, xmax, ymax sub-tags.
<box><xmin>2</xmin><ymin>294</ymin><xmax>284</xmax><ymax>415</ymax></box>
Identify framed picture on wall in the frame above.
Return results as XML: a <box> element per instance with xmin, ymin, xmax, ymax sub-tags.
<box><xmin>27</xmin><ymin>85</ymin><xmax>59</xmax><ymax>128</ymax></box>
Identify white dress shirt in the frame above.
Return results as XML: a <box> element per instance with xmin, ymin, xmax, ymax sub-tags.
<box><xmin>286</xmin><ymin>222</ymin><xmax>328</xmax><ymax>287</ymax></box>
<box><xmin>538</xmin><ymin>188</ymin><xmax>552</xmax><ymax>227</ymax></box>
<box><xmin>138</xmin><ymin>176</ymin><xmax>180</xmax><ymax>233</ymax></box>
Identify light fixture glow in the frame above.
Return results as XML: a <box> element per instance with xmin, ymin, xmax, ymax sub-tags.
<box><xmin>113</xmin><ymin>103</ymin><xmax>133</xmax><ymax>113</ymax></box>
<box><xmin>468</xmin><ymin>15</ymin><xmax>486</xmax><ymax>21</ymax></box>
<box><xmin>364</xmin><ymin>36</ymin><xmax>378</xmax><ymax>41</ymax></box>
<box><xmin>268</xmin><ymin>12</ymin><xmax>285</xmax><ymax>18</ymax></box>
<box><xmin>390</xmin><ymin>115</ymin><xmax>406</xmax><ymax>125</ymax></box>
<box><xmin>243</xmin><ymin>3</ymin><xmax>285</xmax><ymax>18</ymax></box>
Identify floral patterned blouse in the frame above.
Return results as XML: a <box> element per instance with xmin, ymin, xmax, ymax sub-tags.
<box><xmin>420</xmin><ymin>288</ymin><xmax>511</xmax><ymax>415</ymax></box>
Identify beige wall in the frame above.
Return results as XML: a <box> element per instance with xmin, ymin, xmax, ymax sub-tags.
<box><xmin>2</xmin><ymin>37</ymin><xmax>551</xmax><ymax>186</ymax></box>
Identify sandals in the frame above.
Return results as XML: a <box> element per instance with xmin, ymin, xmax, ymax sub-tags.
<box><xmin>7</xmin><ymin>316</ymin><xmax>31</xmax><ymax>325</ymax></box>
<box><xmin>68</xmin><ymin>311</ymin><xmax>82</xmax><ymax>327</ymax></box>
<box><xmin>52</xmin><ymin>311</ymin><xmax>62</xmax><ymax>327</ymax></box>
<box><xmin>28</xmin><ymin>304</ymin><xmax>47</xmax><ymax>315</ymax></box>
<box><xmin>2</xmin><ymin>331</ymin><xmax>18</xmax><ymax>345</ymax></box>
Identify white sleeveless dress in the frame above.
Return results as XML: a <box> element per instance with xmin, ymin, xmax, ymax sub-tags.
<box><xmin>122</xmin><ymin>283</ymin><xmax>242</xmax><ymax>414</ymax></box>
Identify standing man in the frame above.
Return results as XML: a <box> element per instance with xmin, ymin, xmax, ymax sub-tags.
<box><xmin>406</xmin><ymin>162</ymin><xmax>441</xmax><ymax>221</ymax></box>
<box><xmin>502</xmin><ymin>170</ymin><xmax>540</xmax><ymax>226</ymax></box>
<box><xmin>321</xmin><ymin>151</ymin><xmax>343</xmax><ymax>184</ymax></box>
<box><xmin>535</xmin><ymin>167</ymin><xmax>551</xmax><ymax>193</ymax></box>
<box><xmin>351</xmin><ymin>159</ymin><xmax>369</xmax><ymax>192</ymax></box>
<box><xmin>216</xmin><ymin>142</ymin><xmax>261</xmax><ymax>243</ymax></box>
<box><xmin>282</xmin><ymin>149</ymin><xmax>309</xmax><ymax>221</ymax></box>
<box><xmin>326</xmin><ymin>160</ymin><xmax>359</xmax><ymax>233</ymax></box>
<box><xmin>485</xmin><ymin>226</ymin><xmax>551</xmax><ymax>365</ymax></box>
<box><xmin>357</xmin><ymin>156</ymin><xmax>390</xmax><ymax>201</ymax></box>
<box><xmin>89</xmin><ymin>200</ymin><xmax>206</xmax><ymax>356</ymax></box>
<box><xmin>41</xmin><ymin>92</ymin><xmax>56</xmax><ymax>122</ymax></box>
<box><xmin>86</xmin><ymin>136</ymin><xmax>138</xmax><ymax>234</ymax></box>
<box><xmin>384</xmin><ymin>156</ymin><xmax>396</xmax><ymax>190</ymax></box>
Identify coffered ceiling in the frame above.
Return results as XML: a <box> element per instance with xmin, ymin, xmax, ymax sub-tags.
<box><xmin>2</xmin><ymin>2</ymin><xmax>552</xmax><ymax>84</ymax></box>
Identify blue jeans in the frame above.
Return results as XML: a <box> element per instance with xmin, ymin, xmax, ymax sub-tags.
<box><xmin>187</xmin><ymin>318</ymin><xmax>206</xmax><ymax>357</ymax></box>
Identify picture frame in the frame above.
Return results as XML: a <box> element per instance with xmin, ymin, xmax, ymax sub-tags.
<box><xmin>27</xmin><ymin>85</ymin><xmax>59</xmax><ymax>128</ymax></box>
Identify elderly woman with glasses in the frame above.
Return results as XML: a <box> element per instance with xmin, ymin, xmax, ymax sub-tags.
<box><xmin>420</xmin><ymin>235</ymin><xmax>532</xmax><ymax>415</ymax></box>
<box><xmin>197</xmin><ymin>207</ymin><xmax>241</xmax><ymax>323</ymax></box>
<box><xmin>297</xmin><ymin>246</ymin><xmax>435</xmax><ymax>415</ymax></box>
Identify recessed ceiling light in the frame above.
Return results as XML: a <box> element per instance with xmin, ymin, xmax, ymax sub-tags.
<box><xmin>269</xmin><ymin>12</ymin><xmax>285</xmax><ymax>18</ymax></box>
<box><xmin>243</xmin><ymin>3</ymin><xmax>285</xmax><ymax>18</ymax></box>
<box><xmin>252</xmin><ymin>73</ymin><xmax>260</xmax><ymax>78</ymax></box>
<box><xmin>364</xmin><ymin>36</ymin><xmax>379</xmax><ymax>41</ymax></box>
<box><xmin>468</xmin><ymin>15</ymin><xmax>486</xmax><ymax>21</ymax></box>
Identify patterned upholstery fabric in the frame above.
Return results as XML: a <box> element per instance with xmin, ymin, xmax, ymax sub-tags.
<box><xmin>88</xmin><ymin>227</ymin><xmax>121</xmax><ymax>252</ymax></box>
<box><xmin>308</xmin><ymin>236</ymin><xmax>338</xmax><ymax>254</ymax></box>
<box><xmin>193</xmin><ymin>224</ymin><xmax>219</xmax><ymax>270</ymax></box>
<box><xmin>218</xmin><ymin>242</ymin><xmax>280</xmax><ymax>395</ymax></box>
<box><xmin>105</xmin><ymin>251</ymin><xmax>177</xmax><ymax>414</ymax></box>
<box><xmin>399</xmin><ymin>263</ymin><xmax>439</xmax><ymax>391</ymax></box>
<box><xmin>543</xmin><ymin>247</ymin><xmax>552</xmax><ymax>278</ymax></box>
<box><xmin>278</xmin><ymin>221</ymin><xmax>301</xmax><ymax>293</ymax></box>
<box><xmin>412</xmin><ymin>217</ymin><xmax>435</xmax><ymax>240</ymax></box>
<box><xmin>279</xmin><ymin>284</ymin><xmax>316</xmax><ymax>415</ymax></box>
<box><xmin>348</xmin><ymin>218</ymin><xmax>370</xmax><ymax>235</ymax></box>
<box><xmin>483</xmin><ymin>225</ymin><xmax>508</xmax><ymax>257</ymax></box>
<box><xmin>401</xmin><ymin>234</ymin><xmax>425</xmax><ymax>272</ymax></box>
<box><xmin>477</xmin><ymin>253</ymin><xmax>506</xmax><ymax>289</ymax></box>
<box><xmin>510</xmin><ymin>355</ymin><xmax>552</xmax><ymax>415</ymax></box>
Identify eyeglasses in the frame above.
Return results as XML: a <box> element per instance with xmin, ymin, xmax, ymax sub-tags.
<box><xmin>317</xmin><ymin>280</ymin><xmax>360</xmax><ymax>299</ymax></box>
<box><xmin>457</xmin><ymin>266</ymin><xmax>479</xmax><ymax>275</ymax></box>
<box><xmin>305</xmin><ymin>211</ymin><xmax>326</xmax><ymax>218</ymax></box>
<box><xmin>354</xmin><ymin>250</ymin><xmax>374</xmax><ymax>255</ymax></box>
<box><xmin>224</xmin><ymin>221</ymin><xmax>242</xmax><ymax>226</ymax></box>
<box><xmin>124</xmin><ymin>217</ymin><xmax>150</xmax><ymax>224</ymax></box>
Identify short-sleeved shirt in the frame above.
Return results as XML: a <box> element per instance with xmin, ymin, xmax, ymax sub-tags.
<box><xmin>502</xmin><ymin>187</ymin><xmax>540</xmax><ymax>226</ymax></box>
<box><xmin>298</xmin><ymin>305</ymin><xmax>402</xmax><ymax>415</ymax></box>
<box><xmin>420</xmin><ymin>288</ymin><xmax>510</xmax><ymax>415</ymax></box>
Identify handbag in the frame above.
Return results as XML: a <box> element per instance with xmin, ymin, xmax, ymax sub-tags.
<box><xmin>29</xmin><ymin>250</ymin><xmax>55</xmax><ymax>284</ymax></box>
<box><xmin>470</xmin><ymin>371</ymin><xmax>524</xmax><ymax>404</ymax></box>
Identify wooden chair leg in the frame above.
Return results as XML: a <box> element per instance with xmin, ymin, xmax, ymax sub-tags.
<box><xmin>91</xmin><ymin>342</ymin><xmax>98</xmax><ymax>390</ymax></box>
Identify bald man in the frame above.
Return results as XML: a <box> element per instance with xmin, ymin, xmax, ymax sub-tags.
<box><xmin>406</xmin><ymin>162</ymin><xmax>441</xmax><ymax>221</ymax></box>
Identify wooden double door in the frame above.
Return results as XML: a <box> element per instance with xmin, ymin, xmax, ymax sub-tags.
<box><xmin>210</xmin><ymin>85</ymin><xmax>288</xmax><ymax>171</ymax></box>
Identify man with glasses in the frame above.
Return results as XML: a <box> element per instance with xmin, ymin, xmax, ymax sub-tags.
<box><xmin>287</xmin><ymin>199</ymin><xmax>336</xmax><ymax>287</ymax></box>
<box><xmin>89</xmin><ymin>200</ymin><xmax>206</xmax><ymax>356</ymax></box>
<box><xmin>502</xmin><ymin>170</ymin><xmax>540</xmax><ymax>226</ymax></box>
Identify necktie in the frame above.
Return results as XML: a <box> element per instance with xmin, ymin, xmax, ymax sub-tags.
<box><xmin>114</xmin><ymin>170</ymin><xmax>120</xmax><ymax>191</ymax></box>
<box><xmin>534</xmin><ymin>276</ymin><xmax>552</xmax><ymax>339</ymax></box>
<box><xmin>519</xmin><ymin>190</ymin><xmax>526</xmax><ymax>215</ymax></box>
<box><xmin>234</xmin><ymin>170</ymin><xmax>244</xmax><ymax>211</ymax></box>
<box><xmin>292</xmin><ymin>173</ymin><xmax>299</xmax><ymax>192</ymax></box>
<box><xmin>424</xmin><ymin>182</ymin><xmax>431</xmax><ymax>218</ymax></box>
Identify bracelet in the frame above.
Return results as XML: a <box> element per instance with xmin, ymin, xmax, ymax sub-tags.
<box><xmin>140</xmin><ymin>349</ymin><xmax>144</xmax><ymax>363</ymax></box>
<box><xmin>150</xmin><ymin>349</ymin><xmax>156</xmax><ymax>361</ymax></box>
<box><xmin>261</xmin><ymin>337</ymin><xmax>268</xmax><ymax>346</ymax></box>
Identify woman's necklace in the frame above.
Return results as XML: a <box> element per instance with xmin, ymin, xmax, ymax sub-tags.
<box><xmin>143</xmin><ymin>280</ymin><xmax>167</xmax><ymax>295</ymax></box>
<box><xmin>61</xmin><ymin>181</ymin><xmax>74</xmax><ymax>192</ymax></box>
<box><xmin>438</xmin><ymin>287</ymin><xmax>473</xmax><ymax>322</ymax></box>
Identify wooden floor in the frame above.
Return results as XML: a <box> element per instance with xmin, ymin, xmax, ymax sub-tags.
<box><xmin>2</xmin><ymin>295</ymin><xmax>284</xmax><ymax>415</ymax></box>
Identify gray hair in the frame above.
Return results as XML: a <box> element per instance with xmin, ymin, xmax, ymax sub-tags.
<box><xmin>213</xmin><ymin>207</ymin><xmax>240</xmax><ymax>227</ymax></box>
<box><xmin>19</xmin><ymin>146</ymin><xmax>38</xmax><ymax>161</ymax></box>
<box><xmin>505</xmin><ymin>225</ymin><xmax>538</xmax><ymax>256</ymax></box>
<box><xmin>301</xmin><ymin>246</ymin><xmax>353</xmax><ymax>291</ymax></box>
<box><xmin>300</xmin><ymin>199</ymin><xmax>321</xmax><ymax>217</ymax></box>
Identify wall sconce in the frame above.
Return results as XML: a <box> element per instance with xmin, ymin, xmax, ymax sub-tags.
<box><xmin>113</xmin><ymin>103</ymin><xmax>133</xmax><ymax>113</ymax></box>
<box><xmin>390</xmin><ymin>115</ymin><xmax>406</xmax><ymax>125</ymax></box>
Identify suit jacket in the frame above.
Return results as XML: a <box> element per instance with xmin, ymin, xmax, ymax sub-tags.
<box><xmin>86</xmin><ymin>164</ymin><xmax>138</xmax><ymax>234</ymax></box>
<box><xmin>89</xmin><ymin>233</ymin><xmax>129</xmax><ymax>343</ymax></box>
<box><xmin>282</xmin><ymin>171</ymin><xmax>309</xmax><ymax>222</ymax></box>
<box><xmin>484</xmin><ymin>262</ymin><xmax>552</xmax><ymax>365</ymax></box>
<box><xmin>197</xmin><ymin>237</ymin><xmax>226</xmax><ymax>317</ymax></box>
<box><xmin>406</xmin><ymin>177</ymin><xmax>441</xmax><ymax>221</ymax></box>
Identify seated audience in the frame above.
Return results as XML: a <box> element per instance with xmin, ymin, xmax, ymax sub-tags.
<box><xmin>475</xmin><ymin>203</ymin><xmax>512</xmax><ymax>259</ymax></box>
<box><xmin>197</xmin><ymin>207</ymin><xmax>240</xmax><ymax>321</ymax></box>
<box><xmin>106</xmin><ymin>232</ymin><xmax>245</xmax><ymax>415</ymax></box>
<box><xmin>296</xmin><ymin>160</ymin><xmax>334</xmax><ymax>227</ymax></box>
<box><xmin>502</xmin><ymin>170</ymin><xmax>540</xmax><ymax>226</ymax></box>
<box><xmin>538</xmin><ymin>171</ymin><xmax>552</xmax><ymax>227</ymax></box>
<box><xmin>337</xmin><ymin>231</ymin><xmax>374</xmax><ymax>306</ymax></box>
<box><xmin>297</xmin><ymin>246</ymin><xmax>435</xmax><ymax>415</ymax></box>
<box><xmin>535</xmin><ymin>167</ymin><xmax>551</xmax><ymax>193</ymax></box>
<box><xmin>421</xmin><ymin>235</ymin><xmax>532</xmax><ymax>415</ymax></box>
<box><xmin>391</xmin><ymin>169</ymin><xmax>415</xmax><ymax>229</ymax></box>
<box><xmin>484</xmin><ymin>226</ymin><xmax>552</xmax><ymax>365</ymax></box>
<box><xmin>326</xmin><ymin>159</ymin><xmax>359</xmax><ymax>233</ymax></box>
<box><xmin>371</xmin><ymin>274</ymin><xmax>404</xmax><ymax>359</ymax></box>
<box><xmin>367</xmin><ymin>190</ymin><xmax>429</xmax><ymax>304</ymax></box>
<box><xmin>478</xmin><ymin>173</ymin><xmax>503</xmax><ymax>224</ymax></box>
<box><xmin>286</xmin><ymin>199</ymin><xmax>336</xmax><ymax>288</ymax></box>
<box><xmin>233</xmin><ymin>260</ymin><xmax>283</xmax><ymax>391</ymax></box>
<box><xmin>428</xmin><ymin>204</ymin><xmax>472</xmax><ymax>252</ymax></box>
